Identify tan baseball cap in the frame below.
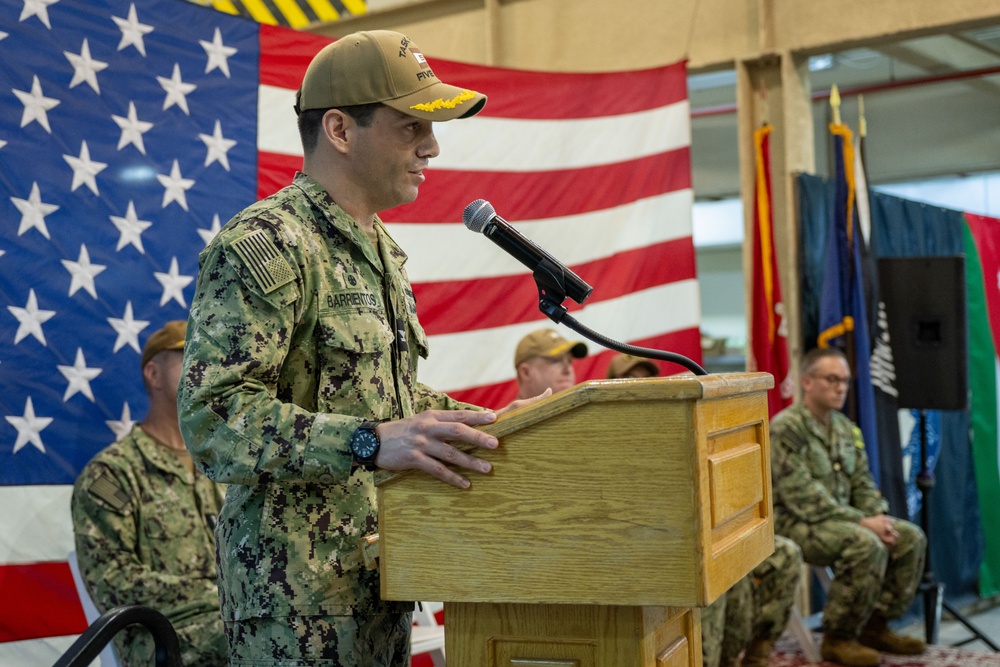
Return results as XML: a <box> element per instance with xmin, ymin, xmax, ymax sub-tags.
<box><xmin>514</xmin><ymin>329</ymin><xmax>588</xmax><ymax>368</ymax></box>
<box><xmin>141</xmin><ymin>320</ymin><xmax>187</xmax><ymax>368</ymax></box>
<box><xmin>295</xmin><ymin>30</ymin><xmax>487</xmax><ymax>121</ymax></box>
<box><xmin>606</xmin><ymin>353</ymin><xmax>659</xmax><ymax>379</ymax></box>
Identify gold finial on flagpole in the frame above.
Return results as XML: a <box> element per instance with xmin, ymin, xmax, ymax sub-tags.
<box><xmin>830</xmin><ymin>84</ymin><xmax>842</xmax><ymax>125</ymax></box>
<box><xmin>858</xmin><ymin>94</ymin><xmax>867</xmax><ymax>138</ymax></box>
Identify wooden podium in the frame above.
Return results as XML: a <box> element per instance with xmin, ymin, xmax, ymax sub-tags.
<box><xmin>375</xmin><ymin>372</ymin><xmax>774</xmax><ymax>667</ymax></box>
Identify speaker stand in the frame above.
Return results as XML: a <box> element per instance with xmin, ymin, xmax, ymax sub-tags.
<box><xmin>916</xmin><ymin>410</ymin><xmax>1000</xmax><ymax>651</ymax></box>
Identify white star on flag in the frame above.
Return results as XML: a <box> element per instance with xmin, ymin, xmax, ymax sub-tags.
<box><xmin>112</xmin><ymin>3</ymin><xmax>154</xmax><ymax>56</ymax></box>
<box><xmin>62</xmin><ymin>244</ymin><xmax>107</xmax><ymax>298</ymax></box>
<box><xmin>0</xmin><ymin>139</ymin><xmax>7</xmax><ymax>149</ymax></box>
<box><xmin>13</xmin><ymin>74</ymin><xmax>60</xmax><ymax>133</ymax></box>
<box><xmin>6</xmin><ymin>397</ymin><xmax>53</xmax><ymax>454</ymax></box>
<box><xmin>8</xmin><ymin>288</ymin><xmax>56</xmax><ymax>346</ymax></box>
<box><xmin>108</xmin><ymin>301</ymin><xmax>150</xmax><ymax>353</ymax></box>
<box><xmin>19</xmin><ymin>0</ymin><xmax>59</xmax><ymax>29</ymax></box>
<box><xmin>57</xmin><ymin>348</ymin><xmax>103</xmax><ymax>402</ymax></box>
<box><xmin>106</xmin><ymin>403</ymin><xmax>135</xmax><ymax>441</ymax></box>
<box><xmin>63</xmin><ymin>141</ymin><xmax>108</xmax><ymax>195</ymax></box>
<box><xmin>199</xmin><ymin>120</ymin><xmax>236</xmax><ymax>170</ymax></box>
<box><xmin>112</xmin><ymin>101</ymin><xmax>154</xmax><ymax>154</ymax></box>
<box><xmin>11</xmin><ymin>181</ymin><xmax>59</xmax><ymax>239</ymax></box>
<box><xmin>200</xmin><ymin>27</ymin><xmax>237</xmax><ymax>78</ymax></box>
<box><xmin>154</xmin><ymin>256</ymin><xmax>194</xmax><ymax>307</ymax></box>
<box><xmin>157</xmin><ymin>160</ymin><xmax>195</xmax><ymax>210</ymax></box>
<box><xmin>157</xmin><ymin>63</ymin><xmax>197</xmax><ymax>115</ymax></box>
<box><xmin>64</xmin><ymin>38</ymin><xmax>109</xmax><ymax>93</ymax></box>
<box><xmin>198</xmin><ymin>213</ymin><xmax>223</xmax><ymax>246</ymax></box>
<box><xmin>110</xmin><ymin>200</ymin><xmax>152</xmax><ymax>252</ymax></box>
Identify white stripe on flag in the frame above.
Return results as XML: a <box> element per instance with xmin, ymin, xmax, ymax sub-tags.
<box><xmin>387</xmin><ymin>190</ymin><xmax>693</xmax><ymax>282</ymax></box>
<box><xmin>421</xmin><ymin>279</ymin><xmax>701</xmax><ymax>392</ymax></box>
<box><xmin>258</xmin><ymin>85</ymin><xmax>691</xmax><ymax>170</ymax></box>
<box><xmin>0</xmin><ymin>635</ymin><xmax>96</xmax><ymax>667</ymax></box>
<box><xmin>0</xmin><ymin>485</ymin><xmax>74</xmax><ymax>564</ymax></box>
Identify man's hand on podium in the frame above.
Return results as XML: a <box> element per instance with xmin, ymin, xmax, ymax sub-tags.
<box><xmin>374</xmin><ymin>410</ymin><xmax>499</xmax><ymax>488</ymax></box>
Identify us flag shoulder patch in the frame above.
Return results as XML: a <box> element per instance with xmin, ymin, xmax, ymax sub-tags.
<box><xmin>231</xmin><ymin>230</ymin><xmax>296</xmax><ymax>294</ymax></box>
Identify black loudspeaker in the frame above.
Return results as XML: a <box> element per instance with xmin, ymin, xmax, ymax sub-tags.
<box><xmin>878</xmin><ymin>256</ymin><xmax>967</xmax><ymax>410</ymax></box>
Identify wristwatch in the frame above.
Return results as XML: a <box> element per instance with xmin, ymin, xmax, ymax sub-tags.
<box><xmin>349</xmin><ymin>421</ymin><xmax>382</xmax><ymax>469</ymax></box>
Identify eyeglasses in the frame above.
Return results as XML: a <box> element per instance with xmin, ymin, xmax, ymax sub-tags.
<box><xmin>811</xmin><ymin>374</ymin><xmax>852</xmax><ymax>387</ymax></box>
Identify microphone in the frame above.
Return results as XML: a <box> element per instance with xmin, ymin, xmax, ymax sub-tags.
<box><xmin>463</xmin><ymin>199</ymin><xmax>593</xmax><ymax>305</ymax></box>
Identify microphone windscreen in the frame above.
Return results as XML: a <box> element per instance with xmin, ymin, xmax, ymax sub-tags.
<box><xmin>462</xmin><ymin>199</ymin><xmax>495</xmax><ymax>233</ymax></box>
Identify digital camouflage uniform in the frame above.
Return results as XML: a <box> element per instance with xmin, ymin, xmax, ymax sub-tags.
<box><xmin>701</xmin><ymin>535</ymin><xmax>802</xmax><ymax>667</ymax></box>
<box><xmin>178</xmin><ymin>172</ymin><xmax>476</xmax><ymax>666</ymax></box>
<box><xmin>71</xmin><ymin>425</ymin><xmax>227</xmax><ymax>667</ymax></box>
<box><xmin>770</xmin><ymin>402</ymin><xmax>926</xmax><ymax>638</ymax></box>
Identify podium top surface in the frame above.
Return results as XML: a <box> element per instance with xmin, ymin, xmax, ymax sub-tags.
<box><xmin>376</xmin><ymin>371</ymin><xmax>773</xmax><ymax>486</ymax></box>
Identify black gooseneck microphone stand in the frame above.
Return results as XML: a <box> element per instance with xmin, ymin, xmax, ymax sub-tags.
<box><xmin>530</xmin><ymin>256</ymin><xmax>708</xmax><ymax>377</ymax></box>
<box><xmin>916</xmin><ymin>410</ymin><xmax>1000</xmax><ymax>650</ymax></box>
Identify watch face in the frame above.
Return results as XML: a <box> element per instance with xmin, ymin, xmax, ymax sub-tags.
<box><xmin>352</xmin><ymin>429</ymin><xmax>379</xmax><ymax>460</ymax></box>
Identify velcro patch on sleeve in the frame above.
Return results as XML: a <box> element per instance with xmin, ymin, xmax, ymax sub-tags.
<box><xmin>230</xmin><ymin>230</ymin><xmax>295</xmax><ymax>295</ymax></box>
<box><xmin>89</xmin><ymin>472</ymin><xmax>131</xmax><ymax>513</ymax></box>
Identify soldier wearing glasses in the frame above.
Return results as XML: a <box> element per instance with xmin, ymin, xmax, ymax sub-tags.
<box><xmin>770</xmin><ymin>347</ymin><xmax>926</xmax><ymax>667</ymax></box>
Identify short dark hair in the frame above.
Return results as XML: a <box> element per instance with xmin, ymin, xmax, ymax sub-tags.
<box><xmin>297</xmin><ymin>102</ymin><xmax>383</xmax><ymax>154</ymax></box>
<box><xmin>801</xmin><ymin>347</ymin><xmax>847</xmax><ymax>376</ymax></box>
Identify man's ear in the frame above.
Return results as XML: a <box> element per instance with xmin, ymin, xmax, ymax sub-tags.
<box><xmin>516</xmin><ymin>362</ymin><xmax>530</xmax><ymax>383</ymax></box>
<box><xmin>322</xmin><ymin>109</ymin><xmax>352</xmax><ymax>155</ymax></box>
<box><xmin>142</xmin><ymin>359</ymin><xmax>159</xmax><ymax>389</ymax></box>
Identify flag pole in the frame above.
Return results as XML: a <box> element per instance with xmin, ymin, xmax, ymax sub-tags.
<box><xmin>830</xmin><ymin>83</ymin><xmax>842</xmax><ymax>126</ymax></box>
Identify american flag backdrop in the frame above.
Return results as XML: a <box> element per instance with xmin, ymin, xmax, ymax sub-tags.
<box><xmin>0</xmin><ymin>0</ymin><xmax>700</xmax><ymax>663</ymax></box>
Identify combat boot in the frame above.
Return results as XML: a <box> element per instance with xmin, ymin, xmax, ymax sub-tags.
<box><xmin>740</xmin><ymin>637</ymin><xmax>775</xmax><ymax>667</ymax></box>
<box><xmin>859</xmin><ymin>613</ymin><xmax>926</xmax><ymax>655</ymax></box>
<box><xmin>820</xmin><ymin>634</ymin><xmax>880</xmax><ymax>667</ymax></box>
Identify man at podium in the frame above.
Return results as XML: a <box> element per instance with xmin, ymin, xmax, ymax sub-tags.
<box><xmin>178</xmin><ymin>30</ymin><xmax>505</xmax><ymax>667</ymax></box>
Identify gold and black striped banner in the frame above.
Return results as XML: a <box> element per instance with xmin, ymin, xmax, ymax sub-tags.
<box><xmin>186</xmin><ymin>0</ymin><xmax>365</xmax><ymax>28</ymax></box>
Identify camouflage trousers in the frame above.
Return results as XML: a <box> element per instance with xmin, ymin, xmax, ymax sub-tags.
<box><xmin>121</xmin><ymin>613</ymin><xmax>228</xmax><ymax>667</ymax></box>
<box><xmin>701</xmin><ymin>535</ymin><xmax>802</xmax><ymax>667</ymax></box>
<box><xmin>779</xmin><ymin>517</ymin><xmax>925</xmax><ymax>637</ymax></box>
<box><xmin>225</xmin><ymin>610</ymin><xmax>412</xmax><ymax>666</ymax></box>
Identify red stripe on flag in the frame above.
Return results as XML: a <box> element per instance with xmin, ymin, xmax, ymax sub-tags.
<box><xmin>429</xmin><ymin>60</ymin><xmax>689</xmax><ymax>119</ymax></box>
<box><xmin>384</xmin><ymin>149</ymin><xmax>691</xmax><ymax>223</ymax></box>
<box><xmin>259</xmin><ymin>25</ymin><xmax>331</xmax><ymax>90</ymax></box>
<box><xmin>415</xmin><ymin>238</ymin><xmax>696</xmax><ymax>335</ymax></box>
<box><xmin>0</xmin><ymin>562</ymin><xmax>88</xmax><ymax>642</ymax></box>
<box><xmin>258</xmin><ymin>150</ymin><xmax>302</xmax><ymax>200</ymax></box>
<box><xmin>259</xmin><ymin>25</ymin><xmax>687</xmax><ymax>119</ymax></box>
<box><xmin>446</xmin><ymin>327</ymin><xmax>703</xmax><ymax>407</ymax></box>
<box><xmin>259</xmin><ymin>149</ymin><xmax>691</xmax><ymax>219</ymax></box>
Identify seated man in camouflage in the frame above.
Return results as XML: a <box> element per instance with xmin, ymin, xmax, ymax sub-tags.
<box><xmin>700</xmin><ymin>535</ymin><xmax>802</xmax><ymax>667</ymax></box>
<box><xmin>603</xmin><ymin>354</ymin><xmax>803</xmax><ymax>667</ymax></box>
<box><xmin>770</xmin><ymin>347</ymin><xmax>926</xmax><ymax>667</ymax></box>
<box><xmin>72</xmin><ymin>321</ymin><xmax>227</xmax><ymax>666</ymax></box>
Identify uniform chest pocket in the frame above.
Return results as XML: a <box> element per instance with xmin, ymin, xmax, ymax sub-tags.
<box><xmin>143</xmin><ymin>501</ymin><xmax>199</xmax><ymax>539</ymax></box>
<box><xmin>804</xmin><ymin>444</ymin><xmax>835</xmax><ymax>477</ymax></box>
<box><xmin>317</xmin><ymin>306</ymin><xmax>393</xmax><ymax>353</ymax></box>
